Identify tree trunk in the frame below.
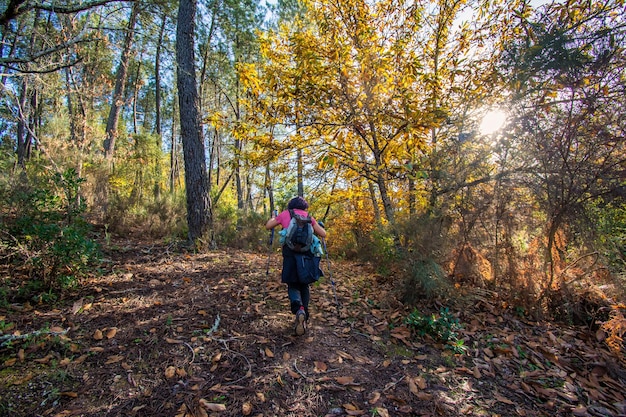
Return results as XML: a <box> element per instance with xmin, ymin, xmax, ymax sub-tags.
<box><xmin>155</xmin><ymin>13</ymin><xmax>165</xmax><ymax>137</ymax></box>
<box><xmin>359</xmin><ymin>141</ymin><xmax>381</xmax><ymax>224</ymax></box>
<box><xmin>369</xmin><ymin>126</ymin><xmax>395</xmax><ymax>225</ymax></box>
<box><xmin>16</xmin><ymin>78</ymin><xmax>29</xmax><ymax>168</ymax></box>
<box><xmin>65</xmin><ymin>68</ymin><xmax>78</xmax><ymax>144</ymax></box>
<box><xmin>103</xmin><ymin>2</ymin><xmax>139</xmax><ymax>159</ymax></box>
<box><xmin>132</xmin><ymin>57</ymin><xmax>141</xmax><ymax>134</ymax></box>
<box><xmin>265</xmin><ymin>162</ymin><xmax>275</xmax><ymax>215</ymax></box>
<box><xmin>65</xmin><ymin>65</ymin><xmax>88</xmax><ymax>178</ymax></box>
<box><xmin>235</xmin><ymin>137</ymin><xmax>244</xmax><ymax>210</ymax></box>
<box><xmin>176</xmin><ymin>0</ymin><xmax>212</xmax><ymax>245</ymax></box>
<box><xmin>297</xmin><ymin>147</ymin><xmax>304</xmax><ymax>197</ymax></box>
<box><xmin>169</xmin><ymin>97</ymin><xmax>179</xmax><ymax>193</ymax></box>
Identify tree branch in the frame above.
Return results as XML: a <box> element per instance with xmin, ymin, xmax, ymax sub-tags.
<box><xmin>1</xmin><ymin>0</ymin><xmax>130</xmax><ymax>26</ymax></box>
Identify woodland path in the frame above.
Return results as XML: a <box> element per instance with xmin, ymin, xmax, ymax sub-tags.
<box><xmin>1</xmin><ymin>239</ymin><xmax>625</xmax><ymax>417</ymax></box>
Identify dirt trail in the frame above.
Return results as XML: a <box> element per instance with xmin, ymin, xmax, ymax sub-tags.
<box><xmin>1</xmin><ymin>241</ymin><xmax>625</xmax><ymax>417</ymax></box>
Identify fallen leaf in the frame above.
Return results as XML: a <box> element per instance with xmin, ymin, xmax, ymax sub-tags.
<box><xmin>105</xmin><ymin>355</ymin><xmax>124</xmax><ymax>365</ymax></box>
<box><xmin>373</xmin><ymin>408</ymin><xmax>390</xmax><ymax>417</ymax></box>
<box><xmin>264</xmin><ymin>347</ymin><xmax>274</xmax><ymax>357</ymax></box>
<box><xmin>408</xmin><ymin>378</ymin><xmax>419</xmax><ymax>396</ymax></box>
<box><xmin>166</xmin><ymin>338</ymin><xmax>182</xmax><ymax>344</ymax></box>
<box><xmin>34</xmin><ymin>354</ymin><xmax>53</xmax><ymax>364</ymax></box>
<box><xmin>60</xmin><ymin>391</ymin><xmax>78</xmax><ymax>398</ymax></box>
<box><xmin>93</xmin><ymin>329</ymin><xmax>103</xmax><ymax>340</ymax></box>
<box><xmin>199</xmin><ymin>399</ymin><xmax>226</xmax><ymax>412</ymax></box>
<box><xmin>314</xmin><ymin>361</ymin><xmax>328</xmax><ymax>372</ymax></box>
<box><xmin>175</xmin><ymin>403</ymin><xmax>189</xmax><ymax>417</ymax></box>
<box><xmin>72</xmin><ymin>298</ymin><xmax>84</xmax><ymax>314</ymax></box>
<box><xmin>287</xmin><ymin>368</ymin><xmax>300</xmax><ymax>379</ymax></box>
<box><xmin>416</xmin><ymin>392</ymin><xmax>433</xmax><ymax>400</ymax></box>
<box><xmin>12</xmin><ymin>372</ymin><xmax>33</xmax><ymax>385</ymax></box>
<box><xmin>242</xmin><ymin>402</ymin><xmax>253</xmax><ymax>415</ymax></box>
<box><xmin>336</xmin><ymin>351</ymin><xmax>354</xmax><ymax>361</ymax></box>
<box><xmin>390</xmin><ymin>326</ymin><xmax>412</xmax><ymax>344</ymax></box>
<box><xmin>495</xmin><ymin>393</ymin><xmax>515</xmax><ymax>405</ymax></box>
<box><xmin>335</xmin><ymin>376</ymin><xmax>355</xmax><ymax>385</ymax></box>
<box><xmin>368</xmin><ymin>391</ymin><xmax>381</xmax><ymax>404</ymax></box>
<box><xmin>165</xmin><ymin>366</ymin><xmax>176</xmax><ymax>379</ymax></box>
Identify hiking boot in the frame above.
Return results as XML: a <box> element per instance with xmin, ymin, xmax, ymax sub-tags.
<box><xmin>294</xmin><ymin>307</ymin><xmax>306</xmax><ymax>336</ymax></box>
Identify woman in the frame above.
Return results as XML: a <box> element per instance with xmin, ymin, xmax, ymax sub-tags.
<box><xmin>265</xmin><ymin>196</ymin><xmax>327</xmax><ymax>335</ymax></box>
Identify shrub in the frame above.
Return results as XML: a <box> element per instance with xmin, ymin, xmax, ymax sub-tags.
<box><xmin>405</xmin><ymin>307</ymin><xmax>463</xmax><ymax>349</ymax></box>
<box><xmin>401</xmin><ymin>258</ymin><xmax>449</xmax><ymax>303</ymax></box>
<box><xmin>1</xmin><ymin>167</ymin><xmax>100</xmax><ymax>300</ymax></box>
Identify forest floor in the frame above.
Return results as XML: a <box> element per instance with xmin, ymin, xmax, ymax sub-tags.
<box><xmin>1</xmin><ymin>239</ymin><xmax>625</xmax><ymax>417</ymax></box>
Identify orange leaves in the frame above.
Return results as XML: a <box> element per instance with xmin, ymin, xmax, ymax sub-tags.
<box><xmin>407</xmin><ymin>375</ymin><xmax>431</xmax><ymax>400</ymax></box>
<box><xmin>390</xmin><ymin>325</ymin><xmax>412</xmax><ymax>345</ymax></box>
<box><xmin>198</xmin><ymin>399</ymin><xmax>226</xmax><ymax>412</ymax></box>
<box><xmin>335</xmin><ymin>376</ymin><xmax>355</xmax><ymax>385</ymax></box>
<box><xmin>314</xmin><ymin>361</ymin><xmax>328</xmax><ymax>372</ymax></box>
<box><xmin>93</xmin><ymin>327</ymin><xmax>117</xmax><ymax>341</ymax></box>
<box><xmin>601</xmin><ymin>305</ymin><xmax>626</xmax><ymax>355</ymax></box>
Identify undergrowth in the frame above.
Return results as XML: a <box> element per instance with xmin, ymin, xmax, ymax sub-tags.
<box><xmin>405</xmin><ymin>307</ymin><xmax>466</xmax><ymax>354</ymax></box>
<box><xmin>1</xmin><ymin>167</ymin><xmax>100</xmax><ymax>303</ymax></box>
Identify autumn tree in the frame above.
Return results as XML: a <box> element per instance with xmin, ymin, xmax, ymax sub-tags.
<box><xmin>498</xmin><ymin>0</ymin><xmax>626</xmax><ymax>295</ymax></box>
<box><xmin>244</xmin><ymin>0</ymin><xmax>516</xmax><ymax>234</ymax></box>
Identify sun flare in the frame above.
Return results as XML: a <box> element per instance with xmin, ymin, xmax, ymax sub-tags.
<box><xmin>480</xmin><ymin>109</ymin><xmax>507</xmax><ymax>135</ymax></box>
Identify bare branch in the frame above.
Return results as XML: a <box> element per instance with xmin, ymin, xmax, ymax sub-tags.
<box><xmin>0</xmin><ymin>0</ymin><xmax>130</xmax><ymax>26</ymax></box>
<box><xmin>0</xmin><ymin>29</ymin><xmax>94</xmax><ymax>70</ymax></box>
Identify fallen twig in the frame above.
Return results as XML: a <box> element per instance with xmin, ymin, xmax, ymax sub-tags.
<box><xmin>0</xmin><ymin>327</ymin><xmax>69</xmax><ymax>347</ymax></box>
<box><xmin>293</xmin><ymin>359</ymin><xmax>310</xmax><ymax>380</ymax></box>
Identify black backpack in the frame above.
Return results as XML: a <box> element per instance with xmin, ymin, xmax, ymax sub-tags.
<box><xmin>284</xmin><ymin>209</ymin><xmax>313</xmax><ymax>253</ymax></box>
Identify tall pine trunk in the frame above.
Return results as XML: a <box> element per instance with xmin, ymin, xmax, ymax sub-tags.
<box><xmin>103</xmin><ymin>2</ymin><xmax>139</xmax><ymax>159</ymax></box>
<box><xmin>176</xmin><ymin>0</ymin><xmax>212</xmax><ymax>246</ymax></box>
